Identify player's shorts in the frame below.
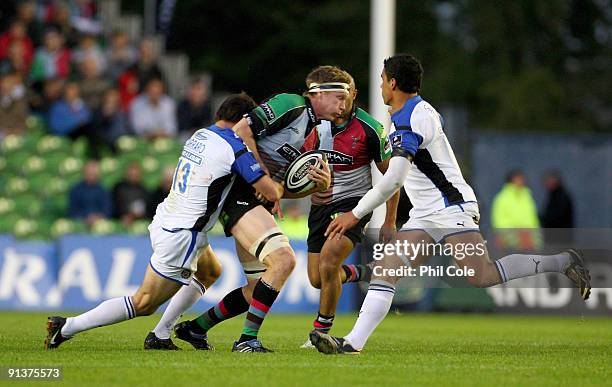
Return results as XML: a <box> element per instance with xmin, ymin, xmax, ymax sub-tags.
<box><xmin>219</xmin><ymin>176</ymin><xmax>274</xmax><ymax>237</ymax></box>
<box><xmin>400</xmin><ymin>201</ymin><xmax>480</xmax><ymax>243</ymax></box>
<box><xmin>308</xmin><ymin>197</ymin><xmax>372</xmax><ymax>253</ymax></box>
<box><xmin>148</xmin><ymin>220</ymin><xmax>209</xmax><ymax>285</ymax></box>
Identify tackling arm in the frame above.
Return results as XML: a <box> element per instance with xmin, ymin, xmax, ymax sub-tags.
<box><xmin>352</xmin><ymin>156</ymin><xmax>411</xmax><ymax>219</ymax></box>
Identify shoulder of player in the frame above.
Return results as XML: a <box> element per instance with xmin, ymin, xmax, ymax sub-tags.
<box><xmin>263</xmin><ymin>93</ymin><xmax>307</xmax><ymax>116</ymax></box>
<box><xmin>203</xmin><ymin>126</ymin><xmax>245</xmax><ymax>156</ymax></box>
<box><xmin>354</xmin><ymin>108</ymin><xmax>386</xmax><ymax>137</ymax></box>
<box><xmin>409</xmin><ymin>100</ymin><xmax>440</xmax><ymax>128</ymax></box>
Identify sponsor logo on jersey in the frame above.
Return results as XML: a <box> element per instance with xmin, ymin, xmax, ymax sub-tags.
<box><xmin>306</xmin><ymin>106</ymin><xmax>317</xmax><ymax>124</ymax></box>
<box><xmin>392</xmin><ymin>133</ymin><xmax>403</xmax><ymax>148</ymax></box>
<box><xmin>276</xmin><ymin>143</ymin><xmax>301</xmax><ymax>162</ymax></box>
<box><xmin>320</xmin><ymin>150</ymin><xmax>353</xmax><ymax>165</ymax></box>
<box><xmin>261</xmin><ymin>103</ymin><xmax>276</xmax><ymax>121</ymax></box>
<box><xmin>250</xmin><ymin>163</ymin><xmax>261</xmax><ymax>172</ymax></box>
<box><xmin>180</xmin><ymin>269</ymin><xmax>191</xmax><ymax>279</ymax></box>
<box><xmin>181</xmin><ymin>150</ymin><xmax>203</xmax><ymax>165</ymax></box>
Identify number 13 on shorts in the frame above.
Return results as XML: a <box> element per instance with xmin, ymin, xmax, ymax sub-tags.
<box><xmin>172</xmin><ymin>158</ymin><xmax>192</xmax><ymax>196</ymax></box>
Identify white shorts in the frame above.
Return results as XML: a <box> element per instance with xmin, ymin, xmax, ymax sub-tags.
<box><xmin>400</xmin><ymin>202</ymin><xmax>481</xmax><ymax>243</ymax></box>
<box><xmin>148</xmin><ymin>221</ymin><xmax>209</xmax><ymax>285</ymax></box>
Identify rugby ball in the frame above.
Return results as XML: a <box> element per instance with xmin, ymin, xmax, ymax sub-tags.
<box><xmin>284</xmin><ymin>150</ymin><xmax>327</xmax><ymax>194</ymax></box>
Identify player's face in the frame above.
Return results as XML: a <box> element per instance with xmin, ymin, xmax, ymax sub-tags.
<box><xmin>313</xmin><ymin>91</ymin><xmax>347</xmax><ymax>120</ymax></box>
<box><xmin>381</xmin><ymin>71</ymin><xmax>392</xmax><ymax>105</ymax></box>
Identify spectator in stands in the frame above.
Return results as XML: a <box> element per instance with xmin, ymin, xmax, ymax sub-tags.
<box><xmin>0</xmin><ymin>72</ymin><xmax>29</xmax><ymax>137</ymax></box>
<box><xmin>129</xmin><ymin>77</ymin><xmax>176</xmax><ymax>139</ymax></box>
<box><xmin>491</xmin><ymin>170</ymin><xmax>541</xmax><ymax>250</ymax></box>
<box><xmin>0</xmin><ymin>40</ymin><xmax>31</xmax><ymax>76</ymax></box>
<box><xmin>118</xmin><ymin>67</ymin><xmax>138</xmax><ymax>111</ymax></box>
<box><xmin>68</xmin><ymin>159</ymin><xmax>112</xmax><ymax>227</ymax></box>
<box><xmin>89</xmin><ymin>88</ymin><xmax>129</xmax><ymax>157</ymax></box>
<box><xmin>78</xmin><ymin>55</ymin><xmax>111</xmax><ymax>110</ymax></box>
<box><xmin>177</xmin><ymin>77</ymin><xmax>212</xmax><ymax>139</ymax></box>
<box><xmin>131</xmin><ymin>38</ymin><xmax>164</xmax><ymax>91</ymax></box>
<box><xmin>29</xmin><ymin>76</ymin><xmax>63</xmax><ymax>116</ymax></box>
<box><xmin>106</xmin><ymin>30</ymin><xmax>136</xmax><ymax>80</ymax></box>
<box><xmin>112</xmin><ymin>162</ymin><xmax>149</xmax><ymax>227</ymax></box>
<box><xmin>30</xmin><ymin>28</ymin><xmax>71</xmax><ymax>82</ymax></box>
<box><xmin>16</xmin><ymin>0</ymin><xmax>44</xmax><ymax>46</ymax></box>
<box><xmin>0</xmin><ymin>20</ymin><xmax>34</xmax><ymax>66</ymax></box>
<box><xmin>48</xmin><ymin>1</ymin><xmax>78</xmax><ymax>48</ymax></box>
<box><xmin>48</xmin><ymin>80</ymin><xmax>92</xmax><ymax>138</ymax></box>
<box><xmin>540</xmin><ymin>170</ymin><xmax>574</xmax><ymax>245</ymax></box>
<box><xmin>72</xmin><ymin>33</ymin><xmax>106</xmax><ymax>74</ymax></box>
<box><xmin>147</xmin><ymin>165</ymin><xmax>174</xmax><ymax>218</ymax></box>
<box><xmin>69</xmin><ymin>0</ymin><xmax>102</xmax><ymax>35</ymax></box>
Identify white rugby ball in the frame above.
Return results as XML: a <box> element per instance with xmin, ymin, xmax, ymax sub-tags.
<box><xmin>284</xmin><ymin>150</ymin><xmax>327</xmax><ymax>194</ymax></box>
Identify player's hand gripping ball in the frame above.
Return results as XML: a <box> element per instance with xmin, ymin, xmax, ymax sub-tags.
<box><xmin>284</xmin><ymin>150</ymin><xmax>328</xmax><ymax>194</ymax></box>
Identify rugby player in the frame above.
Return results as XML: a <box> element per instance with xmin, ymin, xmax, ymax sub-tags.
<box><xmin>147</xmin><ymin>66</ymin><xmax>351</xmax><ymax>352</ymax></box>
<box><xmin>300</xmin><ymin>68</ymin><xmax>399</xmax><ymax>346</ymax></box>
<box><xmin>44</xmin><ymin>93</ymin><xmax>286</xmax><ymax>351</ymax></box>
<box><xmin>310</xmin><ymin>54</ymin><xmax>591</xmax><ymax>354</ymax></box>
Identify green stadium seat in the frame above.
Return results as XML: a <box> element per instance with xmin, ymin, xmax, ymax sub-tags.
<box><xmin>58</xmin><ymin>157</ymin><xmax>84</xmax><ymax>177</ymax></box>
<box><xmin>13</xmin><ymin>194</ymin><xmax>43</xmax><ymax>217</ymax></box>
<box><xmin>46</xmin><ymin>178</ymin><xmax>69</xmax><ymax>196</ymax></box>
<box><xmin>50</xmin><ymin>218</ymin><xmax>87</xmax><ymax>238</ymax></box>
<box><xmin>0</xmin><ymin>197</ymin><xmax>16</xmax><ymax>216</ymax></box>
<box><xmin>90</xmin><ymin>219</ymin><xmax>125</xmax><ymax>235</ymax></box>
<box><xmin>5</xmin><ymin>151</ymin><xmax>30</xmax><ymax>172</ymax></box>
<box><xmin>36</xmin><ymin>135</ymin><xmax>71</xmax><ymax>155</ymax></box>
<box><xmin>127</xmin><ymin>220</ymin><xmax>149</xmax><ymax>235</ymax></box>
<box><xmin>72</xmin><ymin>137</ymin><xmax>89</xmax><ymax>158</ymax></box>
<box><xmin>1</xmin><ymin>134</ymin><xmax>25</xmax><ymax>154</ymax></box>
<box><xmin>13</xmin><ymin>218</ymin><xmax>39</xmax><ymax>239</ymax></box>
<box><xmin>21</xmin><ymin>155</ymin><xmax>47</xmax><ymax>175</ymax></box>
<box><xmin>28</xmin><ymin>173</ymin><xmax>54</xmax><ymax>194</ymax></box>
<box><xmin>151</xmin><ymin>138</ymin><xmax>175</xmax><ymax>154</ymax></box>
<box><xmin>4</xmin><ymin>176</ymin><xmax>29</xmax><ymax>195</ymax></box>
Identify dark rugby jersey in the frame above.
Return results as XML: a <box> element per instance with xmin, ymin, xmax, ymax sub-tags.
<box><xmin>302</xmin><ymin>108</ymin><xmax>391</xmax><ymax>205</ymax></box>
<box><xmin>246</xmin><ymin>93</ymin><xmax>319</xmax><ymax>181</ymax></box>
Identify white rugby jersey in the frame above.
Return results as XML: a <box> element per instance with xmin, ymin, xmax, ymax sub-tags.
<box><xmin>389</xmin><ymin>95</ymin><xmax>477</xmax><ymax>218</ymax></box>
<box><xmin>153</xmin><ymin>125</ymin><xmax>264</xmax><ymax>232</ymax></box>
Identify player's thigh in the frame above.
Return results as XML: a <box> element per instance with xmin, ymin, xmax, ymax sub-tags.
<box><xmin>133</xmin><ymin>265</ymin><xmax>183</xmax><ymax>313</ymax></box>
<box><xmin>194</xmin><ymin>244</ymin><xmax>222</xmax><ymax>287</ymax></box>
<box><xmin>231</xmin><ymin>205</ymin><xmax>294</xmax><ymax>266</ymax></box>
<box><xmin>396</xmin><ymin>229</ymin><xmax>435</xmax><ymax>267</ymax></box>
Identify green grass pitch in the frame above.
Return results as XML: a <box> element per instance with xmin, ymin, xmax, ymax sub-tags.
<box><xmin>1</xmin><ymin>312</ymin><xmax>611</xmax><ymax>386</ymax></box>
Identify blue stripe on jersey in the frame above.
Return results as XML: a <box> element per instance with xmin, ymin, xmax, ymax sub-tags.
<box><xmin>390</xmin><ymin>95</ymin><xmax>422</xmax><ymax>128</ymax></box>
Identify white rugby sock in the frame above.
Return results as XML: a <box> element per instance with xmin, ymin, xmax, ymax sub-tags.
<box><xmin>344</xmin><ymin>282</ymin><xmax>395</xmax><ymax>351</ymax></box>
<box><xmin>494</xmin><ymin>252</ymin><xmax>571</xmax><ymax>283</ymax></box>
<box><xmin>61</xmin><ymin>296</ymin><xmax>135</xmax><ymax>337</ymax></box>
<box><xmin>152</xmin><ymin>278</ymin><xmax>205</xmax><ymax>339</ymax></box>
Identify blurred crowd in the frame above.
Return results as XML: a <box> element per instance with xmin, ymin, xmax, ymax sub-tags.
<box><xmin>0</xmin><ymin>0</ymin><xmax>213</xmax><ymax>150</ymax></box>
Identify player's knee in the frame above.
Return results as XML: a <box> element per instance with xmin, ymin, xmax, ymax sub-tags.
<box><xmin>268</xmin><ymin>247</ymin><xmax>296</xmax><ymax>275</ymax></box>
<box><xmin>319</xmin><ymin>259</ymin><xmax>340</xmax><ymax>280</ymax></box>
<box><xmin>132</xmin><ymin>294</ymin><xmax>159</xmax><ymax>316</ymax></box>
<box><xmin>466</xmin><ymin>272</ymin><xmax>489</xmax><ymax>288</ymax></box>
<box><xmin>197</xmin><ymin>259</ymin><xmax>222</xmax><ymax>285</ymax></box>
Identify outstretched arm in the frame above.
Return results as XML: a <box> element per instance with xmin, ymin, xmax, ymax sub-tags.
<box><xmin>325</xmin><ymin>156</ymin><xmax>411</xmax><ymax>240</ymax></box>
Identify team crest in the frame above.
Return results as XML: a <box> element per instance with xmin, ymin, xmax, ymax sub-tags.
<box><xmin>180</xmin><ymin>269</ymin><xmax>191</xmax><ymax>279</ymax></box>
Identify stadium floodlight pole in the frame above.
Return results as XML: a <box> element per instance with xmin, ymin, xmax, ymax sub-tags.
<box><xmin>368</xmin><ymin>0</ymin><xmax>396</xmax><ymax>228</ymax></box>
